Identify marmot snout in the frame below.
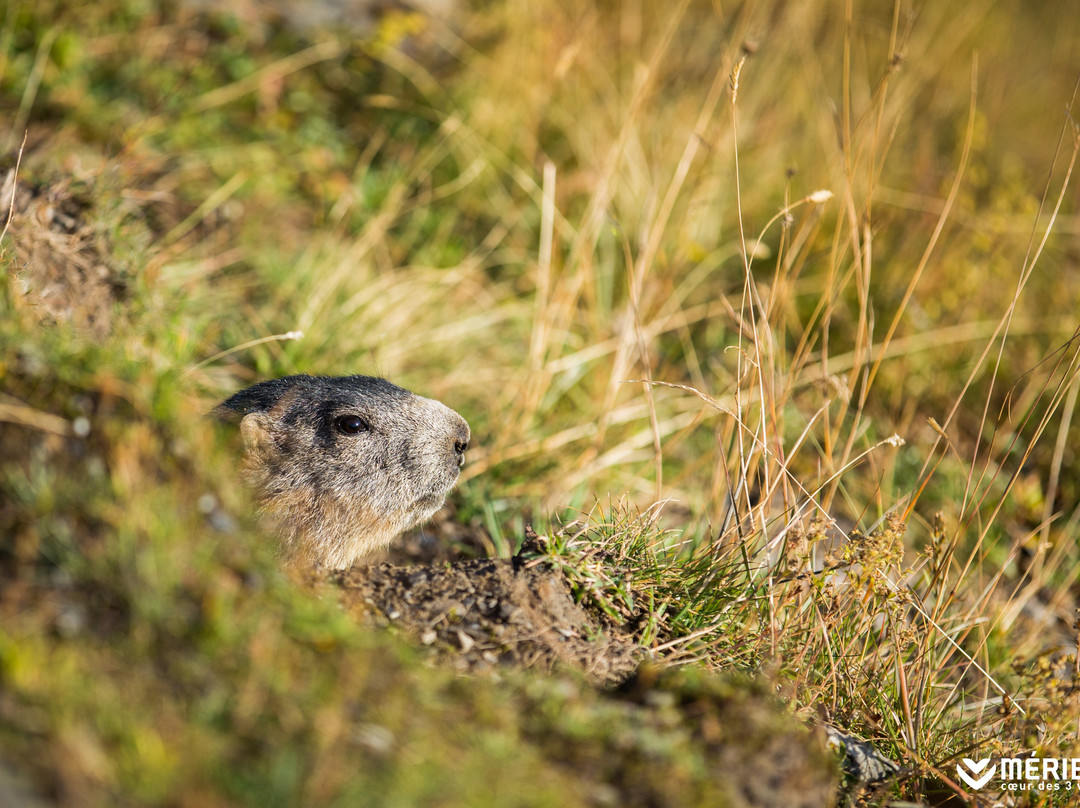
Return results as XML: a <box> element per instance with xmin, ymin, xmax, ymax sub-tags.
<box><xmin>216</xmin><ymin>374</ymin><xmax>470</xmax><ymax>569</ymax></box>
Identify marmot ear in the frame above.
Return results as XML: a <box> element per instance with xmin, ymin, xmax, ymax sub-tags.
<box><xmin>239</xmin><ymin>383</ymin><xmax>302</xmax><ymax>447</ymax></box>
<box><xmin>240</xmin><ymin>413</ymin><xmax>279</xmax><ymax>456</ymax></box>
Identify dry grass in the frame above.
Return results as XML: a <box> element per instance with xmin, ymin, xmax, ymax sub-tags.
<box><xmin>3</xmin><ymin>0</ymin><xmax>1080</xmax><ymax>804</ymax></box>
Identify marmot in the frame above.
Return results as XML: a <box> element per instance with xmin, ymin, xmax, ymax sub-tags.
<box><xmin>216</xmin><ymin>374</ymin><xmax>470</xmax><ymax>569</ymax></box>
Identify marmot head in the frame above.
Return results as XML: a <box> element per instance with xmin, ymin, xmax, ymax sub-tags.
<box><xmin>216</xmin><ymin>375</ymin><xmax>470</xmax><ymax>569</ymax></box>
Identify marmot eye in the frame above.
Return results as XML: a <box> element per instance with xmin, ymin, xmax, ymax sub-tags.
<box><xmin>335</xmin><ymin>414</ymin><xmax>369</xmax><ymax>435</ymax></box>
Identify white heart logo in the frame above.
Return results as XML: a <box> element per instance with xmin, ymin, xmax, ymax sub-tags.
<box><xmin>956</xmin><ymin>757</ymin><xmax>995</xmax><ymax>790</ymax></box>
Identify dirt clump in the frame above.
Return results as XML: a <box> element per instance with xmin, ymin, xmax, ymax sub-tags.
<box><xmin>1</xmin><ymin>168</ymin><xmax>127</xmax><ymax>337</ymax></box>
<box><xmin>335</xmin><ymin>529</ymin><xmax>640</xmax><ymax>685</ymax></box>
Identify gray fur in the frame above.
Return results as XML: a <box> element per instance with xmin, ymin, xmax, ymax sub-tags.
<box><xmin>217</xmin><ymin>375</ymin><xmax>470</xmax><ymax>569</ymax></box>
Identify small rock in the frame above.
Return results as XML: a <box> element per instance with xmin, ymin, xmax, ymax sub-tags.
<box><xmin>350</xmin><ymin>723</ymin><xmax>394</xmax><ymax>755</ymax></box>
<box><xmin>456</xmin><ymin>631</ymin><xmax>475</xmax><ymax>652</ymax></box>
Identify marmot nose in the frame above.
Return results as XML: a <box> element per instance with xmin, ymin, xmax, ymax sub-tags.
<box><xmin>452</xmin><ymin>421</ymin><xmax>470</xmax><ymax>468</ymax></box>
<box><xmin>455</xmin><ymin>436</ymin><xmax>473</xmax><ymax>466</ymax></box>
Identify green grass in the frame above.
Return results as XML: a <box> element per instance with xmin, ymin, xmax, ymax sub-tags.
<box><xmin>2</xmin><ymin>0</ymin><xmax>1080</xmax><ymax>805</ymax></box>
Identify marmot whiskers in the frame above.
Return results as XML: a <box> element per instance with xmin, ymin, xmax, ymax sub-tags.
<box><xmin>216</xmin><ymin>375</ymin><xmax>470</xmax><ymax>569</ymax></box>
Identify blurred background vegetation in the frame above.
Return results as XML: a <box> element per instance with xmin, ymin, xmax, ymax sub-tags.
<box><xmin>1</xmin><ymin>0</ymin><xmax>1079</xmax><ymax>804</ymax></box>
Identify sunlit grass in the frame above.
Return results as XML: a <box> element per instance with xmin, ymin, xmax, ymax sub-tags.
<box><xmin>2</xmin><ymin>0</ymin><xmax>1079</xmax><ymax>804</ymax></box>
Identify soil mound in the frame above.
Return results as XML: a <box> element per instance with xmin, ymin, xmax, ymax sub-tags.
<box><xmin>328</xmin><ymin>529</ymin><xmax>839</xmax><ymax>808</ymax></box>
<box><xmin>336</xmin><ymin>536</ymin><xmax>640</xmax><ymax>685</ymax></box>
<box><xmin>2</xmin><ymin>168</ymin><xmax>126</xmax><ymax>337</ymax></box>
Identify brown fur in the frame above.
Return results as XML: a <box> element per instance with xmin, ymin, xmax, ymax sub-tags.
<box><xmin>217</xmin><ymin>375</ymin><xmax>470</xmax><ymax>569</ymax></box>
